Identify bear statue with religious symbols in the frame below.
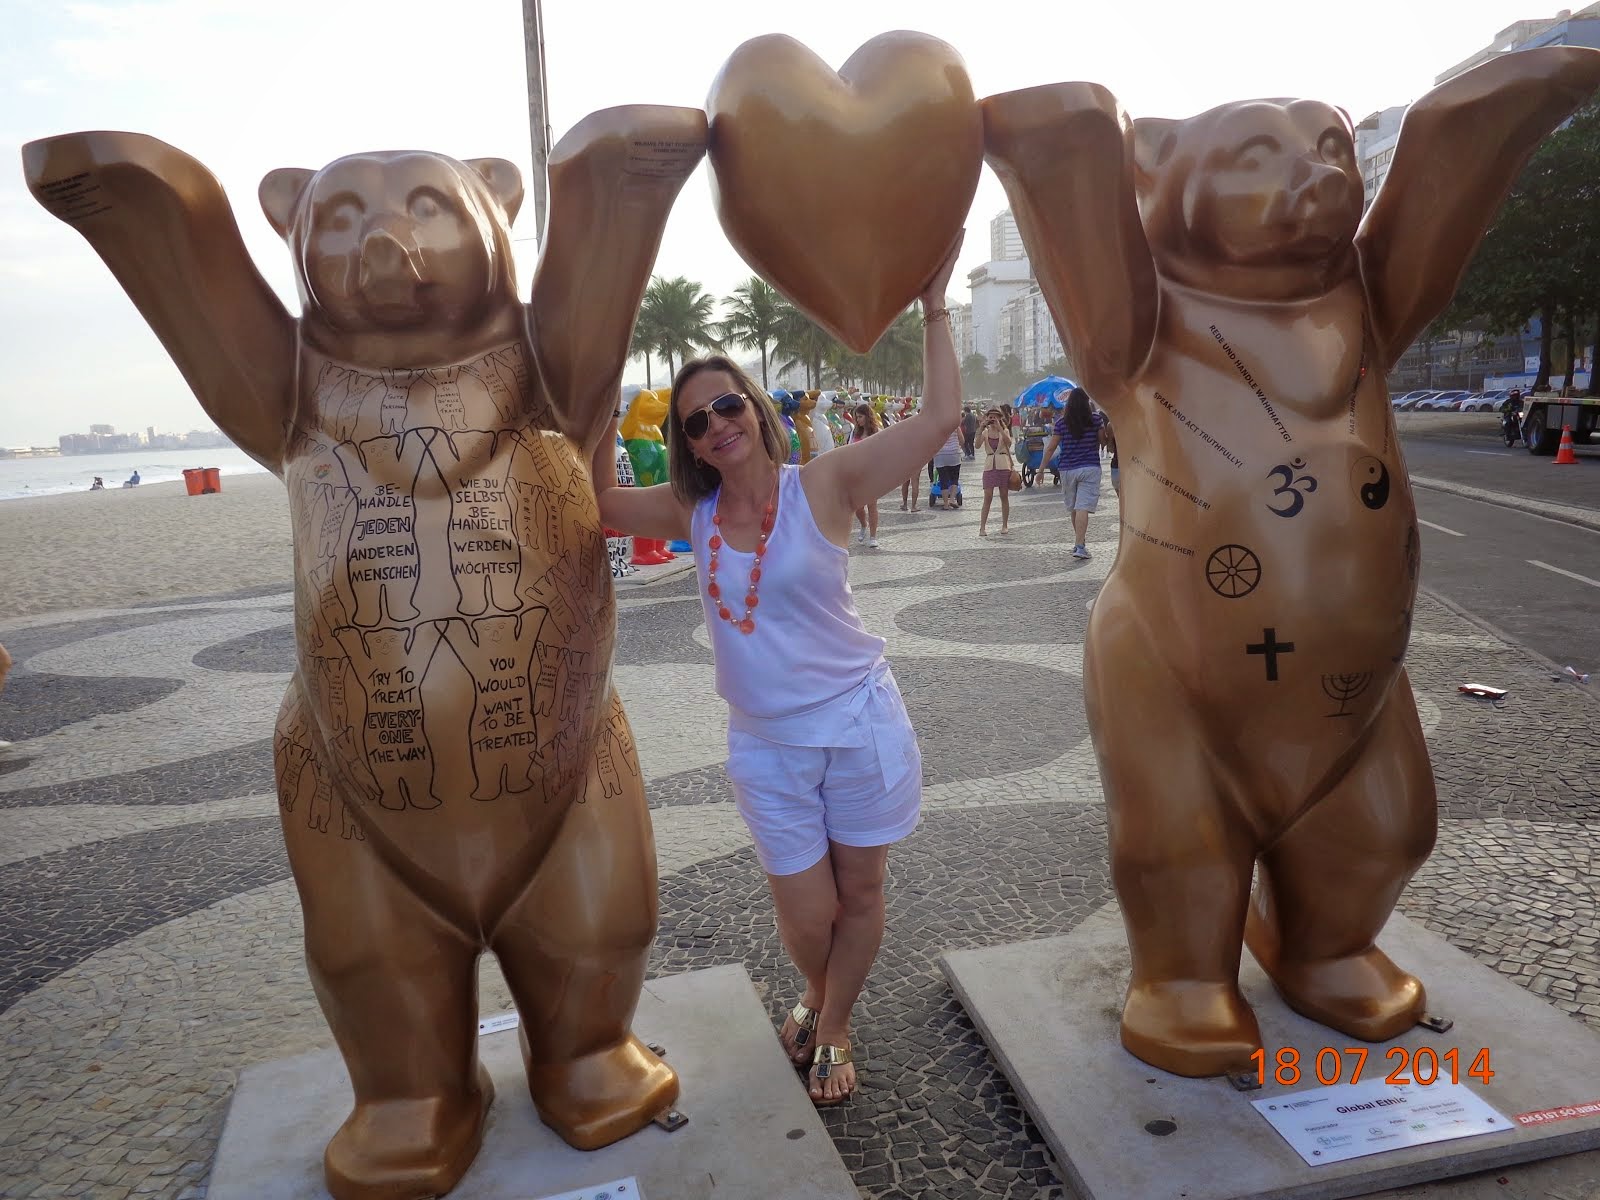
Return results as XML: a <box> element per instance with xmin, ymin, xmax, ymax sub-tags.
<box><xmin>983</xmin><ymin>46</ymin><xmax>1600</xmax><ymax>1079</ymax></box>
<box><xmin>24</xmin><ymin>106</ymin><xmax>706</xmax><ymax>1198</ymax></box>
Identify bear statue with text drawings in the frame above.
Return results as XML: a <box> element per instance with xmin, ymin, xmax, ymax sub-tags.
<box><xmin>982</xmin><ymin>47</ymin><xmax>1600</xmax><ymax>1079</ymax></box>
<box><xmin>24</xmin><ymin>105</ymin><xmax>707</xmax><ymax>1198</ymax></box>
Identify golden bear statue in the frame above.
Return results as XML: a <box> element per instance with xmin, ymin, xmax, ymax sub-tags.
<box><xmin>24</xmin><ymin>106</ymin><xmax>707</xmax><ymax>1196</ymax></box>
<box><xmin>982</xmin><ymin>47</ymin><xmax>1600</xmax><ymax>1078</ymax></box>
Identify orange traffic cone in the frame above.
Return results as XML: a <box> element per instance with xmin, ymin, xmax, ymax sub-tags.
<box><xmin>1553</xmin><ymin>425</ymin><xmax>1579</xmax><ymax>465</ymax></box>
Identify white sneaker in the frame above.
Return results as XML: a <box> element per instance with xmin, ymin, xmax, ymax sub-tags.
<box><xmin>868</xmin><ymin>536</ymin><xmax>880</xmax><ymax>548</ymax></box>
<box><xmin>856</xmin><ymin>527</ymin><xmax>866</xmax><ymax>544</ymax></box>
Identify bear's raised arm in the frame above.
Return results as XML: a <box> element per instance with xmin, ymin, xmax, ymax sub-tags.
<box><xmin>981</xmin><ymin>83</ymin><xmax>1158</xmax><ymax>401</ymax></box>
<box><xmin>528</xmin><ymin>106</ymin><xmax>708</xmax><ymax>450</ymax></box>
<box><xmin>1357</xmin><ymin>46</ymin><xmax>1600</xmax><ymax>368</ymax></box>
<box><xmin>21</xmin><ymin>132</ymin><xmax>296</xmax><ymax>470</ymax></box>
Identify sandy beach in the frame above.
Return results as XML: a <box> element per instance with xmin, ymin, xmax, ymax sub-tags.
<box><xmin>0</xmin><ymin>473</ymin><xmax>293</xmax><ymax>620</ymax></box>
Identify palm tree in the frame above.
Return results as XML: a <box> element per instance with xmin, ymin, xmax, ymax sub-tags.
<box><xmin>630</xmin><ymin>306</ymin><xmax>664</xmax><ymax>389</ymax></box>
<box><xmin>772</xmin><ymin>302</ymin><xmax>836</xmax><ymax>391</ymax></box>
<box><xmin>636</xmin><ymin>276</ymin><xmax>722</xmax><ymax>381</ymax></box>
<box><xmin>864</xmin><ymin>309</ymin><xmax>923</xmax><ymax>394</ymax></box>
<box><xmin>719</xmin><ymin>276</ymin><xmax>785</xmax><ymax>387</ymax></box>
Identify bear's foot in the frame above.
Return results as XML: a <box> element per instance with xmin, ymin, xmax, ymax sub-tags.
<box><xmin>1267</xmin><ymin>947</ymin><xmax>1427</xmax><ymax>1042</ymax></box>
<box><xmin>324</xmin><ymin>1062</ymin><xmax>493</xmax><ymax>1200</ymax></box>
<box><xmin>525</xmin><ymin>1034</ymin><xmax>680</xmax><ymax>1151</ymax></box>
<box><xmin>1121</xmin><ymin>980</ymin><xmax>1262</xmax><ymax>1078</ymax></box>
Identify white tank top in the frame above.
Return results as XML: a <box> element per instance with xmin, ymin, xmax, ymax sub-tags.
<box><xmin>692</xmin><ymin>465</ymin><xmax>886</xmax><ymax>733</ymax></box>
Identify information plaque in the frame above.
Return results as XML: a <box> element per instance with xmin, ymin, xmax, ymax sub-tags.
<box><xmin>1252</xmin><ymin>1081</ymin><xmax>1511</xmax><ymax>1166</ymax></box>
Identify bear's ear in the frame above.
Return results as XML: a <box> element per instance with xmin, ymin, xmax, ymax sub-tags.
<box><xmin>465</xmin><ymin>158</ymin><xmax>524</xmax><ymax>225</ymax></box>
<box><xmin>1131</xmin><ymin>117</ymin><xmax>1180</xmax><ymax>192</ymax></box>
<box><xmin>259</xmin><ymin>168</ymin><xmax>315</xmax><ymax>240</ymax></box>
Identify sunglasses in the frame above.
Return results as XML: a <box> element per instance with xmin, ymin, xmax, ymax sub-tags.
<box><xmin>681</xmin><ymin>391</ymin><xmax>747</xmax><ymax>440</ymax></box>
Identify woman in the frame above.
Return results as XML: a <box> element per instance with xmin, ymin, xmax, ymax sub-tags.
<box><xmin>849</xmin><ymin>403</ymin><xmax>882</xmax><ymax>546</ymax></box>
<box><xmin>592</xmin><ymin>239</ymin><xmax>962</xmax><ymax>1107</ymax></box>
<box><xmin>897</xmin><ymin>399</ymin><xmax>921</xmax><ymax>513</ymax></box>
<box><xmin>931</xmin><ymin>424</ymin><xmax>962</xmax><ymax>509</ymax></box>
<box><xmin>899</xmin><ymin>469</ymin><xmax>921</xmax><ymax>513</ymax></box>
<box><xmin>976</xmin><ymin>408</ymin><xmax>1014</xmax><ymax>537</ymax></box>
<box><xmin>1038</xmin><ymin>387</ymin><xmax>1106</xmax><ymax>560</ymax></box>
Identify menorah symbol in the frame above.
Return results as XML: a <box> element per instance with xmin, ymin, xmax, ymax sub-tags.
<box><xmin>1322</xmin><ymin>671</ymin><xmax>1374</xmax><ymax>718</ymax></box>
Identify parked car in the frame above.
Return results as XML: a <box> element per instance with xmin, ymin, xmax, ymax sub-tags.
<box><xmin>1390</xmin><ymin>389</ymin><xmax>1435</xmax><ymax>409</ymax></box>
<box><xmin>1417</xmin><ymin>389</ymin><xmax>1470</xmax><ymax>410</ymax></box>
<box><xmin>1396</xmin><ymin>390</ymin><xmax>1443</xmax><ymax>410</ymax></box>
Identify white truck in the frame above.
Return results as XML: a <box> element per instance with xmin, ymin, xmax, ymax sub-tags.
<box><xmin>1521</xmin><ymin>391</ymin><xmax>1600</xmax><ymax>454</ymax></box>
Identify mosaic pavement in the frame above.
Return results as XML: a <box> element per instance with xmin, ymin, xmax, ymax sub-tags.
<box><xmin>2</xmin><ymin>479</ymin><xmax>1598</xmax><ymax>1199</ymax></box>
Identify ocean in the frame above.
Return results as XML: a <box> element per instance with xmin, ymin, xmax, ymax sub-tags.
<box><xmin>0</xmin><ymin>447</ymin><xmax>273</xmax><ymax>501</ymax></box>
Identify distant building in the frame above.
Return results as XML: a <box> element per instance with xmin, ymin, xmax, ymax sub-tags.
<box><xmin>948</xmin><ymin>303</ymin><xmax>975</xmax><ymax>364</ymax></box>
<box><xmin>1435</xmin><ymin>3</ymin><xmax>1600</xmax><ymax>84</ymax></box>
<box><xmin>1354</xmin><ymin>105</ymin><xmax>1406</xmax><ymax>209</ymax></box>
<box><xmin>967</xmin><ymin>259</ymin><xmax>1033</xmax><ymax>369</ymax></box>
<box><xmin>60</xmin><ymin>427</ymin><xmax>141</xmax><ymax>454</ymax></box>
<box><xmin>997</xmin><ymin>285</ymin><xmax>1071</xmax><ymax>376</ymax></box>
<box><xmin>990</xmin><ymin>209</ymin><xmax>1026</xmax><ymax>262</ymax></box>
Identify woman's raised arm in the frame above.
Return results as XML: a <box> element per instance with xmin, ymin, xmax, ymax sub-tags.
<box><xmin>809</xmin><ymin>234</ymin><xmax>965</xmax><ymax>514</ymax></box>
<box><xmin>589</xmin><ymin>417</ymin><xmax>693</xmax><ymax>542</ymax></box>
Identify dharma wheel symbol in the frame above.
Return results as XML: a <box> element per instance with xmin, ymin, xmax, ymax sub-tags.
<box><xmin>1206</xmin><ymin>544</ymin><xmax>1261</xmax><ymax>598</ymax></box>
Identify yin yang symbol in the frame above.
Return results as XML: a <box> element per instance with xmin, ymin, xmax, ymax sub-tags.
<box><xmin>1354</xmin><ymin>457</ymin><xmax>1389</xmax><ymax>510</ymax></box>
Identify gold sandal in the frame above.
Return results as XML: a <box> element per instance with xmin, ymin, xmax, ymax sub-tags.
<box><xmin>782</xmin><ymin>1001</ymin><xmax>818</xmax><ymax>1065</ymax></box>
<box><xmin>809</xmin><ymin>1043</ymin><xmax>855</xmax><ymax>1107</ymax></box>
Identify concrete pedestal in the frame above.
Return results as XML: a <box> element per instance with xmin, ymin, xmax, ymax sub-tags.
<box><xmin>209</xmin><ymin>964</ymin><xmax>856</xmax><ymax>1200</ymax></box>
<box><xmin>941</xmin><ymin>906</ymin><xmax>1600</xmax><ymax>1200</ymax></box>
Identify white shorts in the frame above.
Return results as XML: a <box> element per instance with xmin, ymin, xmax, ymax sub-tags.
<box><xmin>724</xmin><ymin>714</ymin><xmax>923</xmax><ymax>877</ymax></box>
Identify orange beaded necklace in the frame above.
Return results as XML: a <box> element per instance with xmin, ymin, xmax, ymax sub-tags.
<box><xmin>706</xmin><ymin>471</ymin><xmax>779</xmax><ymax>635</ymax></box>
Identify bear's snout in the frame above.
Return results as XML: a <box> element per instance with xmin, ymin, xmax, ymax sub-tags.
<box><xmin>358</xmin><ymin>226</ymin><xmax>422</xmax><ymax>292</ymax></box>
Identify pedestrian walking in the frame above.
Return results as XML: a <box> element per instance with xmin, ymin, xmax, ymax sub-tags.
<box><xmin>932</xmin><ymin>426</ymin><xmax>963</xmax><ymax>509</ymax></box>
<box><xmin>1038</xmin><ymin>387</ymin><xmax>1107</xmax><ymax>559</ymax></box>
<box><xmin>591</xmin><ymin>236</ymin><xmax>964</xmax><ymax>1107</ymax></box>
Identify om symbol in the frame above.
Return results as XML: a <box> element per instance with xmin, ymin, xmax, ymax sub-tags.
<box><xmin>1266</xmin><ymin>458</ymin><xmax>1317</xmax><ymax>518</ymax></box>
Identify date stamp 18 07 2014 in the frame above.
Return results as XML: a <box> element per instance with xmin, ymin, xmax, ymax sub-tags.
<box><xmin>1251</xmin><ymin>1046</ymin><xmax>1494</xmax><ymax>1089</ymax></box>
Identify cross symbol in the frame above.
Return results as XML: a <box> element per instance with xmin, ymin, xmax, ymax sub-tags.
<box><xmin>1246</xmin><ymin>627</ymin><xmax>1295</xmax><ymax>682</ymax></box>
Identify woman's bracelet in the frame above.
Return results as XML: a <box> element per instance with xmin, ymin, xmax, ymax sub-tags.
<box><xmin>921</xmin><ymin>306</ymin><xmax>951</xmax><ymax>326</ymax></box>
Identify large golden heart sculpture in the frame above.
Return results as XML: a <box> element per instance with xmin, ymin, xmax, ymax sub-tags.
<box><xmin>707</xmin><ymin>31</ymin><xmax>983</xmax><ymax>353</ymax></box>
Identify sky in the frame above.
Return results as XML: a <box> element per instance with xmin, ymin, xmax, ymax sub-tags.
<box><xmin>0</xmin><ymin>0</ymin><xmax>1550</xmax><ymax>446</ymax></box>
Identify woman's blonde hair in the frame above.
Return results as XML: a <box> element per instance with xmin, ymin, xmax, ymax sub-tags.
<box><xmin>665</xmin><ymin>356</ymin><xmax>791</xmax><ymax>506</ymax></box>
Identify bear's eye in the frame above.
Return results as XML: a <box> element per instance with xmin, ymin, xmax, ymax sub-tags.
<box><xmin>325</xmin><ymin>201</ymin><xmax>361</xmax><ymax>234</ymax></box>
<box><xmin>1319</xmin><ymin>132</ymin><xmax>1348</xmax><ymax>161</ymax></box>
<box><xmin>1230</xmin><ymin>135</ymin><xmax>1277</xmax><ymax>171</ymax></box>
<box><xmin>408</xmin><ymin>189</ymin><xmax>447</xmax><ymax>221</ymax></box>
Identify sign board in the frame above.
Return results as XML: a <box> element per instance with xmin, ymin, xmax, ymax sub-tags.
<box><xmin>1252</xmin><ymin>1080</ymin><xmax>1510</xmax><ymax>1166</ymax></box>
<box><xmin>1525</xmin><ymin>355</ymin><xmax>1541</xmax><ymax>372</ymax></box>
<box><xmin>533</xmin><ymin>1178</ymin><xmax>643</xmax><ymax>1200</ymax></box>
<box><xmin>478</xmin><ymin>1010</ymin><xmax>520</xmax><ymax>1035</ymax></box>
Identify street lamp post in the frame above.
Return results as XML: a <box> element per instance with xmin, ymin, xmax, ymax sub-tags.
<box><xmin>521</xmin><ymin>0</ymin><xmax>551</xmax><ymax>249</ymax></box>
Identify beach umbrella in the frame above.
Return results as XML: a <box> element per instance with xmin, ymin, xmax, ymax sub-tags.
<box><xmin>1014</xmin><ymin>376</ymin><xmax>1075</xmax><ymax>408</ymax></box>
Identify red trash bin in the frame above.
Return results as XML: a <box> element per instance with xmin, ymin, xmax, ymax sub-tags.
<box><xmin>182</xmin><ymin>468</ymin><xmax>205</xmax><ymax>496</ymax></box>
<box><xmin>201</xmin><ymin>467</ymin><xmax>222</xmax><ymax>493</ymax></box>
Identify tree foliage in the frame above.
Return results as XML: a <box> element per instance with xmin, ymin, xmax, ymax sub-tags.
<box><xmin>1440</xmin><ymin>99</ymin><xmax>1600</xmax><ymax>393</ymax></box>
<box><xmin>717</xmin><ymin>276</ymin><xmax>784</xmax><ymax>387</ymax></box>
<box><xmin>633</xmin><ymin>276</ymin><xmax>722</xmax><ymax>384</ymax></box>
